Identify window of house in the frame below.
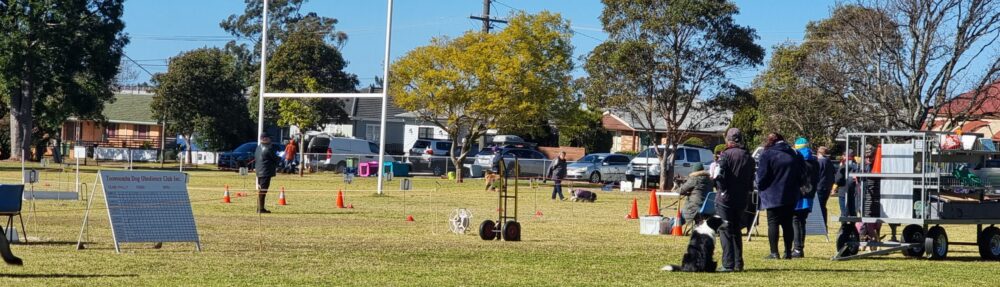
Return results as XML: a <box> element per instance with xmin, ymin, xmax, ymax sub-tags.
<box><xmin>105</xmin><ymin>123</ymin><xmax>118</xmax><ymax>138</ymax></box>
<box><xmin>418</xmin><ymin>127</ymin><xmax>434</xmax><ymax>139</ymax></box>
<box><xmin>137</xmin><ymin>125</ymin><xmax>149</xmax><ymax>137</ymax></box>
<box><xmin>366</xmin><ymin>124</ymin><xmax>380</xmax><ymax>142</ymax></box>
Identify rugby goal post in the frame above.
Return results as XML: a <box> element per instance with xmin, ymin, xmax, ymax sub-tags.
<box><xmin>256</xmin><ymin>0</ymin><xmax>395</xmax><ymax>195</ymax></box>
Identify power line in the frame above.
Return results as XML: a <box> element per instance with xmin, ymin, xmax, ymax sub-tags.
<box><xmin>491</xmin><ymin>0</ymin><xmax>605</xmax><ymax>43</ymax></box>
<box><xmin>122</xmin><ymin>53</ymin><xmax>156</xmax><ymax>77</ymax></box>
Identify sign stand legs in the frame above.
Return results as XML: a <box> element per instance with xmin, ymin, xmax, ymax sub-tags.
<box><xmin>76</xmin><ymin>176</ymin><xmax>102</xmax><ymax>250</ymax></box>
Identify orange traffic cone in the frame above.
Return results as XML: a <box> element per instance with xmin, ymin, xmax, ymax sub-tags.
<box><xmin>535</xmin><ymin>210</ymin><xmax>544</xmax><ymax>218</ymax></box>
<box><xmin>406</xmin><ymin>215</ymin><xmax>415</xmax><ymax>221</ymax></box>
<box><xmin>222</xmin><ymin>185</ymin><xmax>231</xmax><ymax>203</ymax></box>
<box><xmin>871</xmin><ymin>144</ymin><xmax>883</xmax><ymax>173</ymax></box>
<box><xmin>336</xmin><ymin>190</ymin><xmax>346</xmax><ymax>209</ymax></box>
<box><xmin>627</xmin><ymin>198</ymin><xmax>639</xmax><ymax>219</ymax></box>
<box><xmin>278</xmin><ymin>187</ymin><xmax>287</xmax><ymax>206</ymax></box>
<box><xmin>648</xmin><ymin>190</ymin><xmax>660</xmax><ymax>216</ymax></box>
<box><xmin>671</xmin><ymin>209</ymin><xmax>684</xmax><ymax>236</ymax></box>
<box><xmin>348</xmin><ymin>204</ymin><xmax>354</xmax><ymax>209</ymax></box>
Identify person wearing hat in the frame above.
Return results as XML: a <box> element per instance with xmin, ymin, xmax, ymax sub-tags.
<box><xmin>674</xmin><ymin>162</ymin><xmax>712</xmax><ymax>224</ymax></box>
<box><xmin>255</xmin><ymin>133</ymin><xmax>281</xmax><ymax>213</ymax></box>
<box><xmin>714</xmin><ymin>128</ymin><xmax>756</xmax><ymax>272</ymax></box>
<box><xmin>791</xmin><ymin>138</ymin><xmax>819</xmax><ymax>258</ymax></box>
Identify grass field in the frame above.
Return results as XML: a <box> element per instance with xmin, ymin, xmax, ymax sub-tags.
<box><xmin>0</xmin><ymin>161</ymin><xmax>998</xmax><ymax>286</ymax></box>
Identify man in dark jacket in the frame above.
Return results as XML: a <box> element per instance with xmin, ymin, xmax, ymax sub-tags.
<box><xmin>255</xmin><ymin>133</ymin><xmax>280</xmax><ymax>213</ymax></box>
<box><xmin>714</xmin><ymin>128</ymin><xmax>755</xmax><ymax>272</ymax></box>
<box><xmin>815</xmin><ymin>147</ymin><xmax>836</xmax><ymax>226</ymax></box>
<box><xmin>547</xmin><ymin>151</ymin><xmax>568</xmax><ymax>200</ymax></box>
<box><xmin>756</xmin><ymin>133</ymin><xmax>803</xmax><ymax>259</ymax></box>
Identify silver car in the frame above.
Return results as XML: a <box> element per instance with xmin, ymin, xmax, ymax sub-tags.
<box><xmin>566</xmin><ymin>153</ymin><xmax>632</xmax><ymax>183</ymax></box>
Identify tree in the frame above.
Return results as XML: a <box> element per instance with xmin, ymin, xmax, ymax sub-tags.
<box><xmin>222</xmin><ymin>0</ymin><xmax>351</xmax><ymax>128</ymax></box>
<box><xmin>811</xmin><ymin>2</ymin><xmax>1000</xmax><ymax>130</ymax></box>
<box><xmin>0</xmin><ymin>0</ymin><xmax>128</xmax><ymax>160</ymax></box>
<box><xmin>752</xmin><ymin>43</ymin><xmax>853</xmax><ymax>147</ymax></box>
<box><xmin>266</xmin><ymin>30</ymin><xmax>355</xmax><ymax>131</ymax></box>
<box><xmin>584</xmin><ymin>0</ymin><xmax>763</xmax><ymax>188</ymax></box>
<box><xmin>390</xmin><ymin>11</ymin><xmax>575</xmax><ymax>182</ymax></box>
<box><xmin>152</xmin><ymin>48</ymin><xmax>251</xmax><ymax>163</ymax></box>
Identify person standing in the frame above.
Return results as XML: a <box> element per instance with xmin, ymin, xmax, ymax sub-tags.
<box><xmin>815</xmin><ymin>146</ymin><xmax>836</xmax><ymax>227</ymax></box>
<box><xmin>714</xmin><ymin>128</ymin><xmax>756</xmax><ymax>272</ymax></box>
<box><xmin>283</xmin><ymin>137</ymin><xmax>298</xmax><ymax>174</ymax></box>
<box><xmin>255</xmin><ymin>133</ymin><xmax>280</xmax><ymax>213</ymax></box>
<box><xmin>756</xmin><ymin>133</ymin><xmax>803</xmax><ymax>259</ymax></box>
<box><xmin>547</xmin><ymin>151</ymin><xmax>568</xmax><ymax>200</ymax></box>
<box><xmin>834</xmin><ymin>151</ymin><xmax>859</xmax><ymax>217</ymax></box>
<box><xmin>791</xmin><ymin>138</ymin><xmax>819</xmax><ymax>258</ymax></box>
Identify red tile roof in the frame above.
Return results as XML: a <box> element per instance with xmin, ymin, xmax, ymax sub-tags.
<box><xmin>935</xmin><ymin>81</ymin><xmax>1000</xmax><ymax>117</ymax></box>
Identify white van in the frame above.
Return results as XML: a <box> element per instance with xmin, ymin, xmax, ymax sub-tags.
<box><xmin>625</xmin><ymin>144</ymin><xmax>714</xmax><ymax>185</ymax></box>
<box><xmin>320</xmin><ymin>137</ymin><xmax>395</xmax><ymax>172</ymax></box>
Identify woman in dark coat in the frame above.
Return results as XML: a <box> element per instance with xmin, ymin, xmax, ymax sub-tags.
<box><xmin>755</xmin><ymin>133</ymin><xmax>803</xmax><ymax>259</ymax></box>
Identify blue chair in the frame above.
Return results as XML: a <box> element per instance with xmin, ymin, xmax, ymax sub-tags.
<box><xmin>700</xmin><ymin>192</ymin><xmax>717</xmax><ymax>216</ymax></box>
<box><xmin>0</xmin><ymin>185</ymin><xmax>25</xmax><ymax>242</ymax></box>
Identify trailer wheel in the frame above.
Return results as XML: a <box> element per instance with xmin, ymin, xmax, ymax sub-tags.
<box><xmin>978</xmin><ymin>227</ymin><xmax>1000</xmax><ymax>260</ymax></box>
<box><xmin>924</xmin><ymin>226</ymin><xmax>948</xmax><ymax>260</ymax></box>
<box><xmin>502</xmin><ymin>221</ymin><xmax>521</xmax><ymax>242</ymax></box>
<box><xmin>836</xmin><ymin>223</ymin><xmax>860</xmax><ymax>257</ymax></box>
<box><xmin>901</xmin><ymin>224</ymin><xmax>925</xmax><ymax>258</ymax></box>
<box><xmin>479</xmin><ymin>220</ymin><xmax>497</xmax><ymax>241</ymax></box>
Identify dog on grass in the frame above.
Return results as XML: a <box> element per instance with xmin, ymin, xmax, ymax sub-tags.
<box><xmin>660</xmin><ymin>216</ymin><xmax>724</xmax><ymax>272</ymax></box>
<box><xmin>570</xmin><ymin>189</ymin><xmax>597</xmax><ymax>202</ymax></box>
<box><xmin>484</xmin><ymin>172</ymin><xmax>501</xmax><ymax>192</ymax></box>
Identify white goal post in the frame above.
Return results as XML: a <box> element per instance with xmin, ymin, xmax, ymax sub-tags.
<box><xmin>256</xmin><ymin>0</ymin><xmax>395</xmax><ymax>195</ymax></box>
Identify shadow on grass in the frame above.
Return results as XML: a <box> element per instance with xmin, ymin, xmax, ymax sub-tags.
<box><xmin>0</xmin><ymin>273</ymin><xmax>138</xmax><ymax>279</ymax></box>
<box><xmin>16</xmin><ymin>241</ymin><xmax>82</xmax><ymax>247</ymax></box>
<box><xmin>746</xmin><ymin>268</ymin><xmax>896</xmax><ymax>273</ymax></box>
<box><xmin>864</xmin><ymin>256</ymin><xmax>992</xmax><ymax>262</ymax></box>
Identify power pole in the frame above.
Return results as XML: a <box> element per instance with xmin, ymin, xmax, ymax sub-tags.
<box><xmin>469</xmin><ymin>0</ymin><xmax>506</xmax><ymax>33</ymax></box>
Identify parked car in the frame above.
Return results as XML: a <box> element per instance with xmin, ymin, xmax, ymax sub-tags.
<box><xmin>409</xmin><ymin>139</ymin><xmax>453</xmax><ymax>157</ymax></box>
<box><xmin>625</xmin><ymin>145</ymin><xmax>713</xmax><ymax>185</ymax></box>
<box><xmin>566</xmin><ymin>153</ymin><xmax>632</xmax><ymax>183</ymax></box>
<box><xmin>320</xmin><ymin>137</ymin><xmax>396</xmax><ymax>172</ymax></box>
<box><xmin>473</xmin><ymin>148</ymin><xmax>548</xmax><ymax>177</ymax></box>
<box><xmin>217</xmin><ymin>142</ymin><xmax>285</xmax><ymax>170</ymax></box>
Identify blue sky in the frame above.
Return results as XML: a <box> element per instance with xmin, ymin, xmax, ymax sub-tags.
<box><xmin>122</xmin><ymin>0</ymin><xmax>840</xmax><ymax>88</ymax></box>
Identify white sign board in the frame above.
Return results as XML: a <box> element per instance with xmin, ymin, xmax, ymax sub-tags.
<box><xmin>100</xmin><ymin>170</ymin><xmax>201</xmax><ymax>253</ymax></box>
<box><xmin>74</xmin><ymin>146</ymin><xmax>87</xmax><ymax>158</ymax></box>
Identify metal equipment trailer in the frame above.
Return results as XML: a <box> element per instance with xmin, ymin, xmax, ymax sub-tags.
<box><xmin>834</xmin><ymin>131</ymin><xmax>1000</xmax><ymax>261</ymax></box>
<box><xmin>479</xmin><ymin>159</ymin><xmax>522</xmax><ymax>241</ymax></box>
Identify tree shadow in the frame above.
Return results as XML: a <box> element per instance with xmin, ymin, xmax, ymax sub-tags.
<box><xmin>16</xmin><ymin>241</ymin><xmax>83</xmax><ymax>247</ymax></box>
<box><xmin>0</xmin><ymin>273</ymin><xmax>137</xmax><ymax>278</ymax></box>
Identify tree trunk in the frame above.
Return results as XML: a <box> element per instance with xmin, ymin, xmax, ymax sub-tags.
<box><xmin>451</xmin><ymin>133</ymin><xmax>465</xmax><ymax>183</ymax></box>
<box><xmin>184</xmin><ymin>134</ymin><xmax>193</xmax><ymax>167</ymax></box>
<box><xmin>10</xmin><ymin>75</ymin><xmax>34</xmax><ymax>161</ymax></box>
<box><xmin>53</xmin><ymin>135</ymin><xmax>63</xmax><ymax>164</ymax></box>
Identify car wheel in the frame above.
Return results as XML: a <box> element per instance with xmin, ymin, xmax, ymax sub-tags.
<box><xmin>335</xmin><ymin>161</ymin><xmax>347</xmax><ymax>173</ymax></box>
<box><xmin>589</xmin><ymin>172</ymin><xmax>602</xmax><ymax>184</ymax></box>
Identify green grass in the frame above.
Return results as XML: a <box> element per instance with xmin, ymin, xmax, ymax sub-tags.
<box><xmin>1</xmin><ymin>161</ymin><xmax>999</xmax><ymax>286</ymax></box>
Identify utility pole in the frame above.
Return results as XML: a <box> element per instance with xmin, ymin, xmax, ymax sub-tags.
<box><xmin>469</xmin><ymin>0</ymin><xmax>507</xmax><ymax>154</ymax></box>
<box><xmin>469</xmin><ymin>0</ymin><xmax>507</xmax><ymax>33</ymax></box>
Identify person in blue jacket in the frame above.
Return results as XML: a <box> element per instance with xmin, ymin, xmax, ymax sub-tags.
<box><xmin>791</xmin><ymin>138</ymin><xmax>819</xmax><ymax>258</ymax></box>
<box><xmin>756</xmin><ymin>133</ymin><xmax>804</xmax><ymax>259</ymax></box>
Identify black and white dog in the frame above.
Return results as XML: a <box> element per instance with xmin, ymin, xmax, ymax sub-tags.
<box><xmin>570</xmin><ymin>189</ymin><xmax>597</xmax><ymax>202</ymax></box>
<box><xmin>660</xmin><ymin>216</ymin><xmax>724</xmax><ymax>272</ymax></box>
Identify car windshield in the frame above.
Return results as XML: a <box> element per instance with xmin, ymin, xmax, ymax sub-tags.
<box><xmin>579</xmin><ymin>155</ymin><xmax>604</xmax><ymax>163</ymax></box>
<box><xmin>637</xmin><ymin>148</ymin><xmax>662</xmax><ymax>158</ymax></box>
<box><xmin>368</xmin><ymin>142</ymin><xmax>379</xmax><ymax>153</ymax></box>
<box><xmin>436</xmin><ymin>142</ymin><xmax>452</xmax><ymax>151</ymax></box>
<box><xmin>412</xmin><ymin>140</ymin><xmax>429</xmax><ymax>149</ymax></box>
<box><xmin>478</xmin><ymin>148</ymin><xmax>497</xmax><ymax>156</ymax></box>
<box><xmin>234</xmin><ymin>143</ymin><xmax>256</xmax><ymax>153</ymax></box>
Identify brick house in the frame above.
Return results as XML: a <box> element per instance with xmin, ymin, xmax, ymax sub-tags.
<box><xmin>928</xmin><ymin>81</ymin><xmax>1000</xmax><ymax>137</ymax></box>
<box><xmin>61</xmin><ymin>93</ymin><xmax>167</xmax><ymax>154</ymax></box>
<box><xmin>601</xmin><ymin>105</ymin><xmax>731</xmax><ymax>152</ymax></box>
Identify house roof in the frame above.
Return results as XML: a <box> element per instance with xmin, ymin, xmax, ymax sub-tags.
<box><xmin>935</xmin><ymin>81</ymin><xmax>1000</xmax><ymax>117</ymax></box>
<box><xmin>103</xmin><ymin>93</ymin><xmax>157</xmax><ymax>124</ymax></box>
<box><xmin>343</xmin><ymin>87</ymin><xmax>407</xmax><ymax>120</ymax></box>
<box><xmin>602</xmin><ymin>101</ymin><xmax>732</xmax><ymax>134</ymax></box>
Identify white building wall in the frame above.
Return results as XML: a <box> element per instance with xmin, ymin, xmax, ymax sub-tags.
<box><xmin>402</xmin><ymin>123</ymin><xmax>449</xmax><ymax>151</ymax></box>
